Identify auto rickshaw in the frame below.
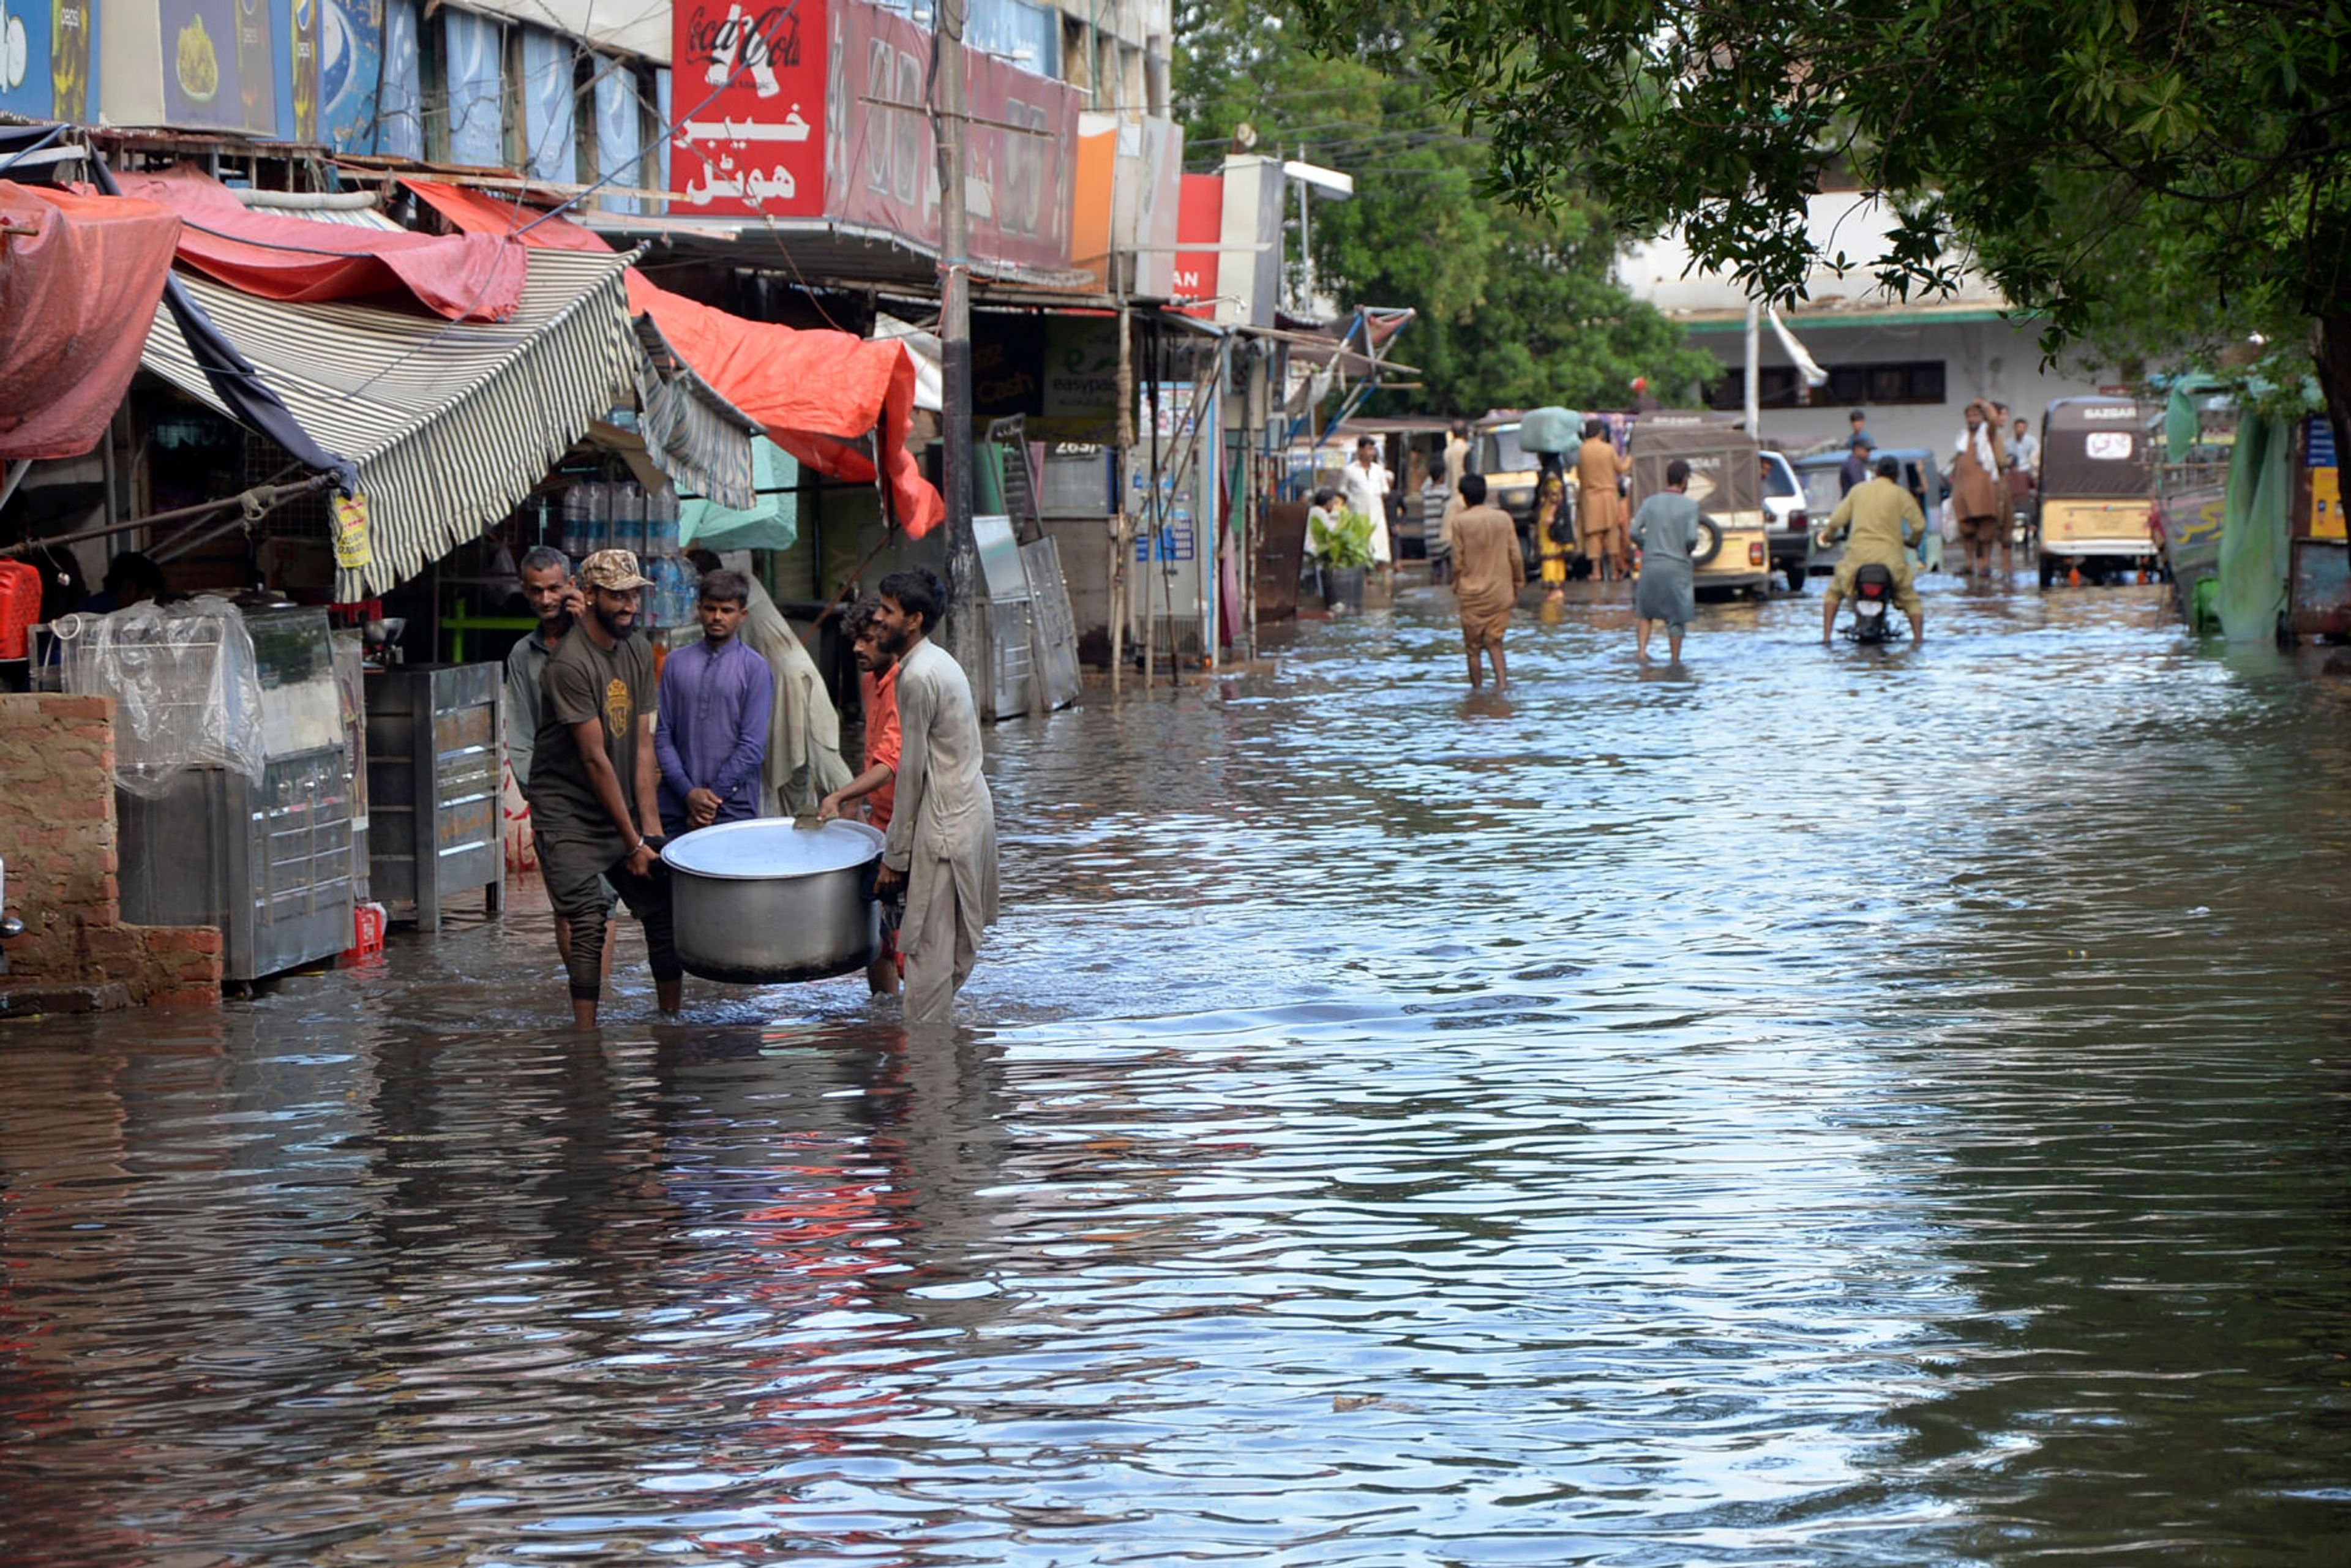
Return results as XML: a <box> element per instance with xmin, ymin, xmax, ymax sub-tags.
<box><xmin>2036</xmin><ymin>396</ymin><xmax>2158</xmax><ymax>588</ymax></box>
<box><xmin>1470</xmin><ymin>416</ymin><xmax>1545</xmax><ymax>562</ymax></box>
<box><xmin>1627</xmin><ymin>413</ymin><xmax>1771</xmax><ymax>598</ymax></box>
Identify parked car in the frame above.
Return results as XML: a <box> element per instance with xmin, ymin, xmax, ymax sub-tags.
<box><xmin>1792</xmin><ymin>448</ymin><xmax>1948</xmax><ymax>576</ymax></box>
<box><xmin>1760</xmin><ymin>449</ymin><xmax>1810</xmax><ymax>591</ymax></box>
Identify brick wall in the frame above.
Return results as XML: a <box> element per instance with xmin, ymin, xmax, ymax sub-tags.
<box><xmin>0</xmin><ymin>694</ymin><xmax>222</xmax><ymax>1007</ymax></box>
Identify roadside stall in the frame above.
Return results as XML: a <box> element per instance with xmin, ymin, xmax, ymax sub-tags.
<box><xmin>54</xmin><ymin>601</ymin><xmax>358</xmax><ymax>983</ymax></box>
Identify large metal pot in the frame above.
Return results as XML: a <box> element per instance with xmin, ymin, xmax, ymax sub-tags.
<box><xmin>661</xmin><ymin>818</ymin><xmax>885</xmax><ymax>983</ymax></box>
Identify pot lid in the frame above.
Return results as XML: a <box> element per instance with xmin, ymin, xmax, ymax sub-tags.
<box><xmin>660</xmin><ymin>817</ymin><xmax>885</xmax><ymax>879</ymax></box>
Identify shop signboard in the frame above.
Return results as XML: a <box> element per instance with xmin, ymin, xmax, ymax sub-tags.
<box><xmin>1042</xmin><ymin>315</ymin><xmax>1117</xmax><ymax>418</ymax></box>
<box><xmin>1170</xmin><ymin>172</ymin><xmax>1221</xmax><ymax>317</ymax></box>
<box><xmin>2310</xmin><ymin>415</ymin><xmax>2342</xmax><ymax>541</ymax></box>
<box><xmin>0</xmin><ymin>0</ymin><xmax>96</xmax><ymax>119</ymax></box>
<box><xmin>288</xmin><ymin>0</ymin><xmax>321</xmax><ymax>141</ymax></box>
<box><xmin>820</xmin><ymin>0</ymin><xmax>1077</xmax><ymax>272</ymax></box>
<box><xmin>317</xmin><ymin>0</ymin><xmax>381</xmax><ymax>151</ymax></box>
<box><xmin>670</xmin><ymin>0</ymin><xmax>827</xmax><ymax>217</ymax></box>
<box><xmin>171</xmin><ymin>0</ymin><xmax>273</xmax><ymax>131</ymax></box>
<box><xmin>38</xmin><ymin>0</ymin><xmax>315</xmax><ymax>140</ymax></box>
<box><xmin>443</xmin><ymin>7</ymin><xmax>502</xmax><ymax>167</ymax></box>
<box><xmin>516</xmin><ymin>24</ymin><xmax>575</xmax><ymax>181</ymax></box>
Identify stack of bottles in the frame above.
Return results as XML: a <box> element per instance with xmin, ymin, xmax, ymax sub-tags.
<box><xmin>555</xmin><ymin>480</ymin><xmax>699</xmax><ymax>628</ymax></box>
<box><xmin>642</xmin><ymin>487</ymin><xmax>700</xmax><ymax>629</ymax></box>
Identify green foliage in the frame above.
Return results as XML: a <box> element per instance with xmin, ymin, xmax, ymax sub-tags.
<box><xmin>1286</xmin><ymin>0</ymin><xmax>2351</xmax><ymax>439</ymax></box>
<box><xmin>1173</xmin><ymin>0</ymin><xmax>1717</xmax><ymax>414</ymax></box>
<box><xmin>1309</xmin><ymin>508</ymin><xmax>1378</xmax><ymax>566</ymax></box>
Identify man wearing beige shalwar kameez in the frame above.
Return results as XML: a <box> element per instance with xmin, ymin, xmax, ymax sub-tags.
<box><xmin>871</xmin><ymin>569</ymin><xmax>998</xmax><ymax>1024</ymax></box>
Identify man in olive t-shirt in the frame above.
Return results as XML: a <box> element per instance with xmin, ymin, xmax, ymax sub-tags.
<box><xmin>525</xmin><ymin>549</ymin><xmax>683</xmax><ymax>1027</ymax></box>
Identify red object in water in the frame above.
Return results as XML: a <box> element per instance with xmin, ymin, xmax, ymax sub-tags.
<box><xmin>340</xmin><ymin>902</ymin><xmax>387</xmax><ymax>966</ymax></box>
<box><xmin>0</xmin><ymin>559</ymin><xmax>43</xmax><ymax>661</ymax></box>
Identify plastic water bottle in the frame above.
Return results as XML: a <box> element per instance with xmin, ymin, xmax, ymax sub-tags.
<box><xmin>613</xmin><ymin>482</ymin><xmax>647</xmax><ymax>561</ymax></box>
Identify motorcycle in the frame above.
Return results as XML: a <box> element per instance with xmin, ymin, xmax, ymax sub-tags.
<box><xmin>1844</xmin><ymin>561</ymin><xmax>1905</xmax><ymax>645</ymax></box>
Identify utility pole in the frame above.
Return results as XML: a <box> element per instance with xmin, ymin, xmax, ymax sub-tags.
<box><xmin>935</xmin><ymin>0</ymin><xmax>979</xmax><ymax>678</ymax></box>
<box><xmin>1111</xmin><ymin>294</ymin><xmax>1133</xmax><ymax>694</ymax></box>
<box><xmin>1742</xmin><ymin>296</ymin><xmax>1761</xmax><ymax>437</ymax></box>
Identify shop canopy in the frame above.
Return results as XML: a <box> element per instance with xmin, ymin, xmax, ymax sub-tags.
<box><xmin>0</xmin><ymin>181</ymin><xmax>182</xmax><ymax>462</ymax></box>
<box><xmin>403</xmin><ymin>179</ymin><xmax>944</xmax><ymax>538</ymax></box>
<box><xmin>139</xmin><ymin>247</ymin><xmax>640</xmax><ymax>599</ymax></box>
<box><xmin>116</xmin><ymin>167</ymin><xmax>526</xmax><ymax>323</ymax></box>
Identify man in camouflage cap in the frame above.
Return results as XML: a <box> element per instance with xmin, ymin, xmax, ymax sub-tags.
<box><xmin>524</xmin><ymin>548</ymin><xmax>683</xmax><ymax>1027</ymax></box>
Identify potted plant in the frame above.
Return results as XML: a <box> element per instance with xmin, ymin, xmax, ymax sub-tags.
<box><xmin>1310</xmin><ymin>508</ymin><xmax>1376</xmax><ymax>611</ymax></box>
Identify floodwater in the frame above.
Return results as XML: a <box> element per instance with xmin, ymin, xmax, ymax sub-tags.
<box><xmin>4</xmin><ymin>573</ymin><xmax>2349</xmax><ymax>1566</ymax></box>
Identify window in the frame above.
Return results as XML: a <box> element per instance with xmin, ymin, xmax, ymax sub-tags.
<box><xmin>1827</xmin><ymin>361</ymin><xmax>1944</xmax><ymax>406</ymax></box>
<box><xmin>1710</xmin><ymin>359</ymin><xmax>1947</xmax><ymax>411</ymax></box>
<box><xmin>1475</xmin><ymin>426</ymin><xmax>1531</xmax><ymax>474</ymax></box>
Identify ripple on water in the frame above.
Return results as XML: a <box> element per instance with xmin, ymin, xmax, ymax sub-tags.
<box><xmin>1</xmin><ymin>577</ymin><xmax>2347</xmax><ymax>1565</ymax></box>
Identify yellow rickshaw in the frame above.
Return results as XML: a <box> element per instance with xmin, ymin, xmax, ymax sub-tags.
<box><xmin>2036</xmin><ymin>396</ymin><xmax>2157</xmax><ymax>588</ymax></box>
<box><xmin>1627</xmin><ymin>413</ymin><xmax>1771</xmax><ymax>598</ymax></box>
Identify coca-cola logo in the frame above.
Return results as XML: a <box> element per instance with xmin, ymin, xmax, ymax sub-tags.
<box><xmin>687</xmin><ymin>2</ymin><xmax>803</xmax><ymax>73</ymax></box>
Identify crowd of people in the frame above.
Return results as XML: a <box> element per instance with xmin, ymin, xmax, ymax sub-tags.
<box><xmin>1423</xmin><ymin>399</ymin><xmax>2046</xmax><ymax>684</ymax></box>
<box><xmin>504</xmin><ymin>551</ymin><xmax>997</xmax><ymax>1029</ymax></box>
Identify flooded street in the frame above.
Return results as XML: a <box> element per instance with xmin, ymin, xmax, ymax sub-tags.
<box><xmin>4</xmin><ymin>573</ymin><xmax>2349</xmax><ymax>1565</ymax></box>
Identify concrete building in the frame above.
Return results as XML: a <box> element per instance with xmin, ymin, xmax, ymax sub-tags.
<box><xmin>1619</xmin><ymin>192</ymin><xmax>2113</xmax><ymax>456</ymax></box>
<box><xmin>879</xmin><ymin>0</ymin><xmax>1171</xmax><ymax>112</ymax></box>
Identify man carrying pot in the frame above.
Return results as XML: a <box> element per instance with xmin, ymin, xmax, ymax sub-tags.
<box><xmin>869</xmin><ymin>569</ymin><xmax>997</xmax><ymax>1024</ymax></box>
<box><xmin>527</xmin><ymin>548</ymin><xmax>683</xmax><ymax>1029</ymax></box>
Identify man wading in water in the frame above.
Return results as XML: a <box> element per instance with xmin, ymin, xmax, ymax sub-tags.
<box><xmin>525</xmin><ymin>549</ymin><xmax>683</xmax><ymax>1029</ymax></box>
<box><xmin>870</xmin><ymin>569</ymin><xmax>997</xmax><ymax>1024</ymax></box>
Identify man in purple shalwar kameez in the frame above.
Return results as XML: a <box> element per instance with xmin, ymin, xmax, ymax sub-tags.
<box><xmin>654</xmin><ymin>569</ymin><xmax>774</xmax><ymax>839</ymax></box>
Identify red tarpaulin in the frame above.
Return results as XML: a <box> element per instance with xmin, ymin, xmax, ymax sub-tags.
<box><xmin>115</xmin><ymin>167</ymin><xmax>525</xmax><ymax>322</ymax></box>
<box><xmin>0</xmin><ymin>182</ymin><xmax>182</xmax><ymax>461</ymax></box>
<box><xmin>402</xmin><ymin>178</ymin><xmax>943</xmax><ymax>538</ymax></box>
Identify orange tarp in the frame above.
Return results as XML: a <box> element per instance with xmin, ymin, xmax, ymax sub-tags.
<box><xmin>403</xmin><ymin>179</ymin><xmax>942</xmax><ymax>537</ymax></box>
<box><xmin>0</xmin><ymin>182</ymin><xmax>182</xmax><ymax>460</ymax></box>
<box><xmin>119</xmin><ymin>167</ymin><xmax>525</xmax><ymax>322</ymax></box>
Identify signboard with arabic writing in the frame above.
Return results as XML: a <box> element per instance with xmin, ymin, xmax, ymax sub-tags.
<box><xmin>670</xmin><ymin>0</ymin><xmax>825</xmax><ymax>217</ymax></box>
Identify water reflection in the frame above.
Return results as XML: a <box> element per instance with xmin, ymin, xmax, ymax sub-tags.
<box><xmin>2</xmin><ymin>574</ymin><xmax>2347</xmax><ymax>1563</ymax></box>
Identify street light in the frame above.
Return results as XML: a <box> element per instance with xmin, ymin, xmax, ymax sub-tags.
<box><xmin>1282</xmin><ymin>159</ymin><xmax>1354</xmax><ymax>316</ymax></box>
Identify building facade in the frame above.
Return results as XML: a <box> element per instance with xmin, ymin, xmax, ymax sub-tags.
<box><xmin>1618</xmin><ymin>192</ymin><xmax>2113</xmax><ymax>456</ymax></box>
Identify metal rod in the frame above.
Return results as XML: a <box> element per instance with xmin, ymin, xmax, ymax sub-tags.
<box><xmin>0</xmin><ymin>475</ymin><xmax>333</xmax><ymax>558</ymax></box>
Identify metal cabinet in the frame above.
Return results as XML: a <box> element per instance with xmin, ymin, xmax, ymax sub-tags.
<box><xmin>118</xmin><ymin>749</ymin><xmax>358</xmax><ymax>983</ymax></box>
<box><xmin>364</xmin><ymin>663</ymin><xmax>504</xmax><ymax>929</ymax></box>
<box><xmin>114</xmin><ymin>607</ymin><xmax>358</xmax><ymax>984</ymax></box>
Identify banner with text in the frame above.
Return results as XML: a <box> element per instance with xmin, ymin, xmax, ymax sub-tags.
<box><xmin>820</xmin><ymin>0</ymin><xmax>1078</xmax><ymax>274</ymax></box>
<box><xmin>670</xmin><ymin>0</ymin><xmax>828</xmax><ymax>217</ymax></box>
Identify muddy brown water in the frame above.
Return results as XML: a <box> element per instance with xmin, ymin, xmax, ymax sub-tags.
<box><xmin>3</xmin><ymin>575</ymin><xmax>2347</xmax><ymax>1564</ymax></box>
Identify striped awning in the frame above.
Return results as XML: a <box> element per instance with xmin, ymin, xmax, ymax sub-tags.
<box><xmin>632</xmin><ymin>314</ymin><xmax>762</xmax><ymax>511</ymax></box>
<box><xmin>139</xmin><ymin>247</ymin><xmax>639</xmax><ymax>598</ymax></box>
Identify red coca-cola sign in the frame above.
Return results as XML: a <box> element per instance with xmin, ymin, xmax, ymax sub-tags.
<box><xmin>671</xmin><ymin>0</ymin><xmax>828</xmax><ymax>217</ymax></box>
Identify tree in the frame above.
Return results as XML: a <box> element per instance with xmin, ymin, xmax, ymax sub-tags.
<box><xmin>1291</xmin><ymin>0</ymin><xmax>2351</xmax><ymax>447</ymax></box>
<box><xmin>1172</xmin><ymin>0</ymin><xmax>1718</xmax><ymax>413</ymax></box>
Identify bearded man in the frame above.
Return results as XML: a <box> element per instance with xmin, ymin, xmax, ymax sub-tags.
<box><xmin>525</xmin><ymin>549</ymin><xmax>683</xmax><ymax>1029</ymax></box>
<box><xmin>869</xmin><ymin>568</ymin><xmax>998</xmax><ymax>1025</ymax></box>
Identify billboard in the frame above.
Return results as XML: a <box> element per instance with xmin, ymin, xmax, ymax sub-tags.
<box><xmin>0</xmin><ymin>0</ymin><xmax>95</xmax><ymax>120</ymax></box>
<box><xmin>816</xmin><ymin>0</ymin><xmax>1077</xmax><ymax>273</ymax></box>
<box><xmin>670</xmin><ymin>0</ymin><xmax>827</xmax><ymax>217</ymax></box>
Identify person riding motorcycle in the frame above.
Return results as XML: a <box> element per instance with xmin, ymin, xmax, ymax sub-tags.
<box><xmin>1819</xmin><ymin>454</ymin><xmax>1927</xmax><ymax>645</ymax></box>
